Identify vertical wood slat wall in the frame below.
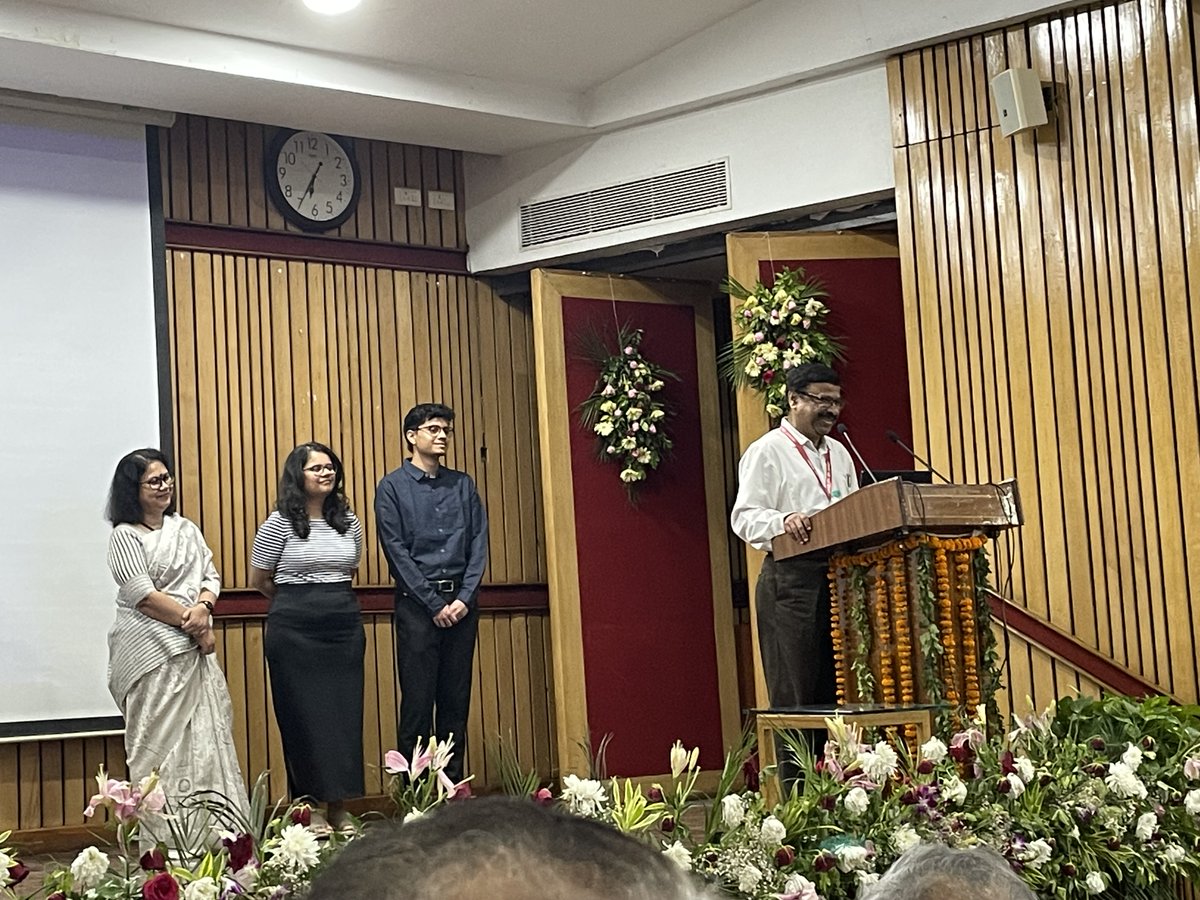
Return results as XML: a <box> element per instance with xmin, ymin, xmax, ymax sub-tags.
<box><xmin>161</xmin><ymin>115</ymin><xmax>467</xmax><ymax>249</ymax></box>
<box><xmin>165</xmin><ymin>251</ymin><xmax>546</xmax><ymax>590</ymax></box>
<box><xmin>888</xmin><ymin>0</ymin><xmax>1200</xmax><ymax>717</ymax></box>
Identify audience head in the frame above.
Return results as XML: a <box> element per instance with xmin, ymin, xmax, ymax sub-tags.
<box><xmin>860</xmin><ymin>843</ymin><xmax>1035</xmax><ymax>900</ymax></box>
<box><xmin>305</xmin><ymin>796</ymin><xmax>710</xmax><ymax>900</ymax></box>
<box><xmin>106</xmin><ymin>448</ymin><xmax>176</xmax><ymax>525</ymax></box>
<box><xmin>403</xmin><ymin>402</ymin><xmax>455</xmax><ymax>455</ymax></box>
<box><xmin>277</xmin><ymin>441</ymin><xmax>350</xmax><ymax>537</ymax></box>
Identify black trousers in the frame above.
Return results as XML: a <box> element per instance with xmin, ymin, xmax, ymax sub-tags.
<box><xmin>756</xmin><ymin>554</ymin><xmax>836</xmax><ymax>783</ymax></box>
<box><xmin>755</xmin><ymin>554</ymin><xmax>837</xmax><ymax>708</ymax></box>
<box><xmin>393</xmin><ymin>592</ymin><xmax>478</xmax><ymax>784</ymax></box>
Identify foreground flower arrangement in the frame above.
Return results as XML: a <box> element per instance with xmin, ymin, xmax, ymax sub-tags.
<box><xmin>10</xmin><ymin>696</ymin><xmax>1200</xmax><ymax>900</ymax></box>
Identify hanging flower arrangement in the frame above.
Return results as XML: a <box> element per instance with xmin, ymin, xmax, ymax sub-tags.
<box><xmin>719</xmin><ymin>265</ymin><xmax>841</xmax><ymax>419</ymax></box>
<box><xmin>578</xmin><ymin>325</ymin><xmax>676</xmax><ymax>491</ymax></box>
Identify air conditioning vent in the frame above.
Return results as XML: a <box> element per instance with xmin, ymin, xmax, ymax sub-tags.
<box><xmin>519</xmin><ymin>160</ymin><xmax>730</xmax><ymax>249</ymax></box>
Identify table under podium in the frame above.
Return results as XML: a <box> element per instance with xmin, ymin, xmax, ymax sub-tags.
<box><xmin>769</xmin><ymin>477</ymin><xmax>1022</xmax><ymax>741</ymax></box>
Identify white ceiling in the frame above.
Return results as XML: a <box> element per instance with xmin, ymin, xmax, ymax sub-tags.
<box><xmin>40</xmin><ymin>0</ymin><xmax>758</xmax><ymax>92</ymax></box>
<box><xmin>0</xmin><ymin>0</ymin><xmax>1068</xmax><ymax>155</ymax></box>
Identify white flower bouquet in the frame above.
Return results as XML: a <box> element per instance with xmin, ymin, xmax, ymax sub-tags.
<box><xmin>720</xmin><ymin>266</ymin><xmax>840</xmax><ymax>418</ymax></box>
<box><xmin>578</xmin><ymin>324</ymin><xmax>676</xmax><ymax>491</ymax></box>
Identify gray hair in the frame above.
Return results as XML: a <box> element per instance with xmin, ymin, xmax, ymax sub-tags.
<box><xmin>305</xmin><ymin>797</ymin><xmax>712</xmax><ymax>900</ymax></box>
<box><xmin>861</xmin><ymin>843</ymin><xmax>1035</xmax><ymax>900</ymax></box>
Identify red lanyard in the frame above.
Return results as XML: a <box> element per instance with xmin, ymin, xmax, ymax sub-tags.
<box><xmin>780</xmin><ymin>426</ymin><xmax>832</xmax><ymax>501</ymax></box>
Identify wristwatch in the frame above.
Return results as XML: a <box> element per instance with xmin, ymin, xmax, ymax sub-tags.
<box><xmin>200</xmin><ymin>600</ymin><xmax>215</xmax><ymax>612</ymax></box>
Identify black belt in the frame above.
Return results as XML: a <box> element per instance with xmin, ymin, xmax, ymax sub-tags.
<box><xmin>430</xmin><ymin>579</ymin><xmax>459</xmax><ymax>594</ymax></box>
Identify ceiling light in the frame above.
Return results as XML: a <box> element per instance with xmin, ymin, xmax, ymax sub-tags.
<box><xmin>303</xmin><ymin>0</ymin><xmax>361</xmax><ymax>14</ymax></box>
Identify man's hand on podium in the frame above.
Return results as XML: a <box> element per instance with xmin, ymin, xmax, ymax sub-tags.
<box><xmin>783</xmin><ymin>512</ymin><xmax>812</xmax><ymax>544</ymax></box>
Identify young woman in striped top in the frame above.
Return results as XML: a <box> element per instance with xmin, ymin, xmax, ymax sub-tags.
<box><xmin>250</xmin><ymin>441</ymin><xmax>365</xmax><ymax>831</ymax></box>
<box><xmin>104</xmin><ymin>448</ymin><xmax>249</xmax><ymax>844</ymax></box>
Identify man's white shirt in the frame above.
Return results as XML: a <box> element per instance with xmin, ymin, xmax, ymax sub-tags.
<box><xmin>730</xmin><ymin>418</ymin><xmax>859</xmax><ymax>552</ymax></box>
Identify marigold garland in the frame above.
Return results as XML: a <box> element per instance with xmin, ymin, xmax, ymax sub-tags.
<box><xmin>830</xmin><ymin>532</ymin><xmax>995</xmax><ymax>733</ymax></box>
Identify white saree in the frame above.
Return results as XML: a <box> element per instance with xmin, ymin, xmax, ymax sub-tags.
<box><xmin>107</xmin><ymin>514</ymin><xmax>250</xmax><ymax>846</ymax></box>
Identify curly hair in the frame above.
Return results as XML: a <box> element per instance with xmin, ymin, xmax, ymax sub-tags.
<box><xmin>276</xmin><ymin>442</ymin><xmax>352</xmax><ymax>539</ymax></box>
<box><xmin>106</xmin><ymin>448</ymin><xmax>176</xmax><ymax>526</ymax></box>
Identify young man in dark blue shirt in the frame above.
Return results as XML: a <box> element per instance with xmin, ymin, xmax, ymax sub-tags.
<box><xmin>375</xmin><ymin>402</ymin><xmax>488</xmax><ymax>783</ymax></box>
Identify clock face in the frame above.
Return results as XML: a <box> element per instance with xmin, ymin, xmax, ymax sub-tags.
<box><xmin>267</xmin><ymin>130</ymin><xmax>360</xmax><ymax>230</ymax></box>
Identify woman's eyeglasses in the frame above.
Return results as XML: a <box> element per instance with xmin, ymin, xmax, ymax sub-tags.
<box><xmin>304</xmin><ymin>464</ymin><xmax>337</xmax><ymax>475</ymax></box>
<box><xmin>141</xmin><ymin>473</ymin><xmax>174</xmax><ymax>489</ymax></box>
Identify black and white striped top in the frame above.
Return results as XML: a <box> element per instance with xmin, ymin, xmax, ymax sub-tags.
<box><xmin>250</xmin><ymin>510</ymin><xmax>363</xmax><ymax>584</ymax></box>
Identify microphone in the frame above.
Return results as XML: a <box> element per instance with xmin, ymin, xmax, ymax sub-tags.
<box><xmin>886</xmin><ymin>429</ymin><xmax>953</xmax><ymax>484</ymax></box>
<box><xmin>836</xmin><ymin>424</ymin><xmax>878</xmax><ymax>485</ymax></box>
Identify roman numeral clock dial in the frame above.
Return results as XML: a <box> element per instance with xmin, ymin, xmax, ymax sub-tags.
<box><xmin>266</xmin><ymin>130</ymin><xmax>361</xmax><ymax>231</ymax></box>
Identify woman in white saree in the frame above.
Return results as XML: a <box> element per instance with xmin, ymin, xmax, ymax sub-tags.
<box><xmin>105</xmin><ymin>448</ymin><xmax>249</xmax><ymax>843</ymax></box>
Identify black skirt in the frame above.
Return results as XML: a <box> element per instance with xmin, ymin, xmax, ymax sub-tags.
<box><xmin>264</xmin><ymin>582</ymin><xmax>365</xmax><ymax>801</ymax></box>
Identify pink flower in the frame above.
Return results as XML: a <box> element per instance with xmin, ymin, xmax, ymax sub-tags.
<box><xmin>437</xmin><ymin>768</ymin><xmax>472</xmax><ymax>799</ymax></box>
<box><xmin>624</xmin><ymin>346</ymin><xmax>635</xmax><ymax>355</ymax></box>
<box><xmin>531</xmin><ymin>788</ymin><xmax>554</xmax><ymax>806</ymax></box>
<box><xmin>627</xmin><ymin>389</ymin><xmax>637</xmax><ymax>398</ymax></box>
<box><xmin>384</xmin><ymin>750</ymin><xmax>410</xmax><ymax>775</ymax></box>
<box><xmin>1185</xmin><ymin>757</ymin><xmax>1200</xmax><ymax>780</ymax></box>
<box><xmin>754</xmin><ymin>331</ymin><xmax>764</xmax><ymax>342</ymax></box>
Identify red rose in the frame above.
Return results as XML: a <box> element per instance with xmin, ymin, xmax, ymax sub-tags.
<box><xmin>139</xmin><ymin>849</ymin><xmax>167</xmax><ymax>872</ymax></box>
<box><xmin>775</xmin><ymin>846</ymin><xmax>796</xmax><ymax>868</ymax></box>
<box><xmin>142</xmin><ymin>872</ymin><xmax>179</xmax><ymax>900</ymax></box>
<box><xmin>290</xmin><ymin>804</ymin><xmax>312</xmax><ymax>827</ymax></box>
<box><xmin>6</xmin><ymin>862</ymin><xmax>30</xmax><ymax>886</ymax></box>
<box><xmin>225</xmin><ymin>833</ymin><xmax>255</xmax><ymax>872</ymax></box>
<box><xmin>762</xmin><ymin>369</ymin><xmax>776</xmax><ymax>384</ymax></box>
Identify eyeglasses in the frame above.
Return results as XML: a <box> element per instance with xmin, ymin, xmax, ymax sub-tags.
<box><xmin>141</xmin><ymin>473</ymin><xmax>174</xmax><ymax>489</ymax></box>
<box><xmin>304</xmin><ymin>464</ymin><xmax>337</xmax><ymax>475</ymax></box>
<box><xmin>796</xmin><ymin>391</ymin><xmax>846</xmax><ymax>410</ymax></box>
<box><xmin>418</xmin><ymin>425</ymin><xmax>454</xmax><ymax>437</ymax></box>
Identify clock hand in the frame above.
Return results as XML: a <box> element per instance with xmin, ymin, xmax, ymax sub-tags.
<box><xmin>299</xmin><ymin>161</ymin><xmax>324</xmax><ymax>204</ymax></box>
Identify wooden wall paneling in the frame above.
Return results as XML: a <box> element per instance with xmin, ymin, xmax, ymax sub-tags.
<box><xmin>220</xmin><ymin>620</ymin><xmax>251</xmax><ymax>781</ymax></box>
<box><xmin>18</xmin><ymin>744</ymin><xmax>39</xmax><ymax>830</ymax></box>
<box><xmin>211</xmin><ymin>256</ymin><xmax>233</xmax><ymax>580</ymax></box>
<box><xmin>242</xmin><ymin>620</ymin><xmax>272</xmax><ymax>798</ymax></box>
<box><xmin>404</xmin><ymin>145</ymin><xmax>425</xmax><ymax>245</ymax></box>
<box><xmin>168</xmin><ymin>123</ymin><xmax>189</xmax><ymax>222</ymax></box>
<box><xmin>527</xmin><ymin>301</ymin><xmax>548</xmax><ymax>583</ymax></box>
<box><xmin>374</xmin><ymin>617</ymin><xmax>399</xmax><ymax>786</ymax></box>
<box><xmin>1060</xmin><ymin>11</ymin><xmax>1117</xmax><ymax>661</ymax></box>
<box><xmin>421</xmin><ymin>147</ymin><xmax>441</xmax><ymax>247</ymax></box>
<box><xmin>166</xmin><ymin>252</ymin><xmax>181</xmax><ymax>471</ymax></box>
<box><xmin>227</xmin><ymin>257</ymin><xmax>250</xmax><ymax>587</ymax></box>
<box><xmin>371</xmin><ymin>141</ymin><xmax>391</xmax><ymax>243</ymax></box>
<box><xmin>1142</xmin><ymin>0</ymin><xmax>1200</xmax><ymax>700</ymax></box>
<box><xmin>245</xmin><ymin>123</ymin><xmax>268</xmax><ymax>231</ymax></box>
<box><xmin>475</xmin><ymin>615</ymin><xmax>501</xmax><ymax>785</ymax></box>
<box><xmin>361</xmin><ymin>618</ymin><xmax>383</xmax><ymax>796</ymax></box>
<box><xmin>508</xmin><ymin>613</ymin><xmax>535</xmax><ymax>773</ymax></box>
<box><xmin>226</xmin><ymin>121</ymin><xmax>249</xmax><ymax>228</ymax></box>
<box><xmin>187</xmin><ymin>117</ymin><xmax>210</xmax><ymax>224</ymax></box>
<box><xmin>490</xmin><ymin>615</ymin><xmax>518</xmax><ymax>775</ymax></box>
<box><xmin>542</xmin><ymin>614</ymin><xmax>558</xmax><ymax>777</ymax></box>
<box><xmin>508</xmin><ymin>298</ymin><xmax>539</xmax><ymax>577</ymax></box>
<box><xmin>453</xmin><ymin>151</ymin><xmax>468</xmax><ymax>250</ymax></box>
<box><xmin>61</xmin><ymin>740</ymin><xmax>84</xmax><ymax>828</ymax></box>
<box><xmin>351</xmin><ymin>137</ymin><xmax>372</xmax><ymax>241</ymax></box>
<box><xmin>173</xmin><ymin>252</ymin><xmax>201</xmax><ymax>514</ymax></box>
<box><xmin>387</xmin><ymin>143</ymin><xmax>409</xmax><ymax>245</ymax></box>
<box><xmin>207</xmin><ymin>118</ymin><xmax>230</xmax><ymax>226</ymax></box>
<box><xmin>1115</xmin><ymin>0</ymin><xmax>1176</xmax><ymax>692</ymax></box>
<box><xmin>304</xmin><ymin>264</ymin><xmax>330</xmax><ymax>443</ymax></box>
<box><xmin>1169</xmin><ymin>0</ymin><xmax>1200</xmax><ymax>691</ymax></box>
<box><xmin>466</xmin><ymin>639</ymin><xmax>487</xmax><ymax>789</ymax></box>
<box><xmin>1030</xmin><ymin>21</ymin><xmax>1093</xmax><ymax>643</ymax></box>
<box><xmin>527</xmin><ymin>611</ymin><xmax>553</xmax><ymax>777</ymax></box>
<box><xmin>494</xmin><ymin>296</ymin><xmax>523</xmax><ymax>581</ymax></box>
<box><xmin>1089</xmin><ymin>6</ymin><xmax>1142</xmax><ymax>672</ymax></box>
<box><xmin>38</xmin><ymin>742</ymin><xmax>63</xmax><ymax>828</ymax></box>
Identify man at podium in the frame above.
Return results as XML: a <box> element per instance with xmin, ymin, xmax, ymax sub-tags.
<box><xmin>730</xmin><ymin>363</ymin><xmax>858</xmax><ymax>714</ymax></box>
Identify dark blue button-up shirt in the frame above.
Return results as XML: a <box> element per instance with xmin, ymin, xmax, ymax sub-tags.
<box><xmin>374</xmin><ymin>459</ymin><xmax>488</xmax><ymax>616</ymax></box>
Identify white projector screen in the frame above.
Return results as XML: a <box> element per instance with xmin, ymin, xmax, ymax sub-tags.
<box><xmin>0</xmin><ymin>106</ymin><xmax>161</xmax><ymax>735</ymax></box>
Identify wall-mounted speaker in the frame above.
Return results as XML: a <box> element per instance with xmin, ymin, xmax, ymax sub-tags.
<box><xmin>989</xmin><ymin>67</ymin><xmax>1049</xmax><ymax>137</ymax></box>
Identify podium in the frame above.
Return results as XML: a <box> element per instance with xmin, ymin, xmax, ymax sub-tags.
<box><xmin>771</xmin><ymin>478</ymin><xmax>1022</xmax><ymax>734</ymax></box>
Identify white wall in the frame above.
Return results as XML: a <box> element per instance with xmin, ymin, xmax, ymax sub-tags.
<box><xmin>465</xmin><ymin>64</ymin><xmax>894</xmax><ymax>273</ymax></box>
<box><xmin>0</xmin><ymin>106</ymin><xmax>159</xmax><ymax>730</ymax></box>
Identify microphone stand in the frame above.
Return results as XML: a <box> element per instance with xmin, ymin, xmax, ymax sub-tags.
<box><xmin>885</xmin><ymin>429</ymin><xmax>953</xmax><ymax>484</ymax></box>
<box><xmin>836</xmin><ymin>423</ymin><xmax>878</xmax><ymax>485</ymax></box>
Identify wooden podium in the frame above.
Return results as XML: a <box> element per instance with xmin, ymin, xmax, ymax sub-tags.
<box><xmin>771</xmin><ymin>478</ymin><xmax>1022</xmax><ymax>732</ymax></box>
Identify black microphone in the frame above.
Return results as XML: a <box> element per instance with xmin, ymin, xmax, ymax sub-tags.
<box><xmin>886</xmin><ymin>429</ymin><xmax>953</xmax><ymax>484</ymax></box>
<box><xmin>836</xmin><ymin>423</ymin><xmax>878</xmax><ymax>485</ymax></box>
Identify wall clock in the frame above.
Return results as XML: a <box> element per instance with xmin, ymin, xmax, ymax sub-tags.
<box><xmin>265</xmin><ymin>129</ymin><xmax>361</xmax><ymax>231</ymax></box>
